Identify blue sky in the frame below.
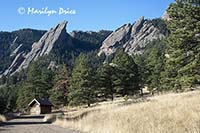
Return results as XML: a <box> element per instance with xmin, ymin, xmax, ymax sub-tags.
<box><xmin>0</xmin><ymin>0</ymin><xmax>174</xmax><ymax>32</ymax></box>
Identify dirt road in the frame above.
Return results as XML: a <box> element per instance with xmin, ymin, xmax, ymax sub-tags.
<box><xmin>0</xmin><ymin>115</ymin><xmax>79</xmax><ymax>133</ymax></box>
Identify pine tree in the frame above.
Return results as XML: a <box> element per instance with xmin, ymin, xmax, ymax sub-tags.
<box><xmin>0</xmin><ymin>85</ymin><xmax>18</xmax><ymax>113</ymax></box>
<box><xmin>0</xmin><ymin>75</ymin><xmax>6</xmax><ymax>85</ymax></box>
<box><xmin>27</xmin><ymin>62</ymin><xmax>53</xmax><ymax>98</ymax></box>
<box><xmin>69</xmin><ymin>54</ymin><xmax>96</xmax><ymax>107</ymax></box>
<box><xmin>134</xmin><ymin>40</ymin><xmax>166</xmax><ymax>91</ymax></box>
<box><xmin>144</xmin><ymin>40</ymin><xmax>166</xmax><ymax>91</ymax></box>
<box><xmin>112</xmin><ymin>50</ymin><xmax>140</xmax><ymax>96</ymax></box>
<box><xmin>163</xmin><ymin>0</ymin><xmax>200</xmax><ymax>90</ymax></box>
<box><xmin>17</xmin><ymin>59</ymin><xmax>54</xmax><ymax>109</ymax></box>
<box><xmin>98</xmin><ymin>63</ymin><xmax>116</xmax><ymax>100</ymax></box>
<box><xmin>16</xmin><ymin>83</ymin><xmax>35</xmax><ymax>110</ymax></box>
<box><xmin>50</xmin><ymin>65</ymin><xmax>69</xmax><ymax>106</ymax></box>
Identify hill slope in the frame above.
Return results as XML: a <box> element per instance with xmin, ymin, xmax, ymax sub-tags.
<box><xmin>54</xmin><ymin>90</ymin><xmax>200</xmax><ymax>133</ymax></box>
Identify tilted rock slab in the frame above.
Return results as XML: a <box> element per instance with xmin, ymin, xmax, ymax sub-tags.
<box><xmin>3</xmin><ymin>21</ymin><xmax>68</xmax><ymax>76</ymax></box>
<box><xmin>98</xmin><ymin>16</ymin><xmax>165</xmax><ymax>56</ymax></box>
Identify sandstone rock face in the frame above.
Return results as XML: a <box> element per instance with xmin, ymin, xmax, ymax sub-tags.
<box><xmin>98</xmin><ymin>16</ymin><xmax>165</xmax><ymax>56</ymax></box>
<box><xmin>16</xmin><ymin>21</ymin><xmax>68</xmax><ymax>73</ymax></box>
<box><xmin>3</xmin><ymin>52</ymin><xmax>26</xmax><ymax>76</ymax></box>
<box><xmin>10</xmin><ymin>44</ymin><xmax>23</xmax><ymax>57</ymax></box>
<box><xmin>3</xmin><ymin>21</ymin><xmax>68</xmax><ymax>76</ymax></box>
<box><xmin>10</xmin><ymin>36</ymin><xmax>18</xmax><ymax>48</ymax></box>
<box><xmin>98</xmin><ymin>24</ymin><xmax>132</xmax><ymax>56</ymax></box>
<box><xmin>162</xmin><ymin>11</ymin><xmax>170</xmax><ymax>21</ymax></box>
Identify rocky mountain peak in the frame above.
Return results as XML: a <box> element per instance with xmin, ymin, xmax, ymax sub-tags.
<box><xmin>131</xmin><ymin>16</ymin><xmax>144</xmax><ymax>35</ymax></box>
<box><xmin>30</xmin><ymin>20</ymin><xmax>67</xmax><ymax>56</ymax></box>
<box><xmin>98</xmin><ymin>23</ymin><xmax>132</xmax><ymax>56</ymax></box>
<box><xmin>98</xmin><ymin>16</ymin><xmax>165</xmax><ymax>56</ymax></box>
<box><xmin>2</xmin><ymin>21</ymin><xmax>68</xmax><ymax>76</ymax></box>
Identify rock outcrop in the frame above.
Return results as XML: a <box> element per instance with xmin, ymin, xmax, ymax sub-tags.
<box><xmin>98</xmin><ymin>16</ymin><xmax>165</xmax><ymax>56</ymax></box>
<box><xmin>162</xmin><ymin>11</ymin><xmax>170</xmax><ymax>21</ymax></box>
<box><xmin>10</xmin><ymin>44</ymin><xmax>23</xmax><ymax>57</ymax></box>
<box><xmin>2</xmin><ymin>21</ymin><xmax>68</xmax><ymax>76</ymax></box>
<box><xmin>3</xmin><ymin>52</ymin><xmax>26</xmax><ymax>76</ymax></box>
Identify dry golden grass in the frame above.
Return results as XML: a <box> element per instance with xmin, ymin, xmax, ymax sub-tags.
<box><xmin>0</xmin><ymin>115</ymin><xmax>6</xmax><ymax>122</ymax></box>
<box><xmin>54</xmin><ymin>91</ymin><xmax>200</xmax><ymax>133</ymax></box>
<box><xmin>43</xmin><ymin>114</ymin><xmax>57</xmax><ymax>122</ymax></box>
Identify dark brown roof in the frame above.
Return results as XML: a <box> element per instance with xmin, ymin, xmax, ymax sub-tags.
<box><xmin>28</xmin><ymin>98</ymin><xmax>52</xmax><ymax>107</ymax></box>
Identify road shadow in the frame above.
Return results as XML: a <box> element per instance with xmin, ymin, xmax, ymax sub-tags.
<box><xmin>15</xmin><ymin>115</ymin><xmax>44</xmax><ymax>119</ymax></box>
<box><xmin>0</xmin><ymin>115</ymin><xmax>50</xmax><ymax>127</ymax></box>
<box><xmin>0</xmin><ymin>121</ymin><xmax>51</xmax><ymax>126</ymax></box>
<box><xmin>0</xmin><ymin>128</ymin><xmax>8</xmax><ymax>131</ymax></box>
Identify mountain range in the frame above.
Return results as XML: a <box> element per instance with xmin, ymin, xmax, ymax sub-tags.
<box><xmin>0</xmin><ymin>16</ymin><xmax>168</xmax><ymax>77</ymax></box>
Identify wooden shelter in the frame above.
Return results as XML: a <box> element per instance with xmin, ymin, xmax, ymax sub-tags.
<box><xmin>28</xmin><ymin>98</ymin><xmax>52</xmax><ymax>115</ymax></box>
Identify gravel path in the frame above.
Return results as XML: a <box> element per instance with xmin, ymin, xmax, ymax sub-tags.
<box><xmin>0</xmin><ymin>115</ymin><xmax>80</xmax><ymax>133</ymax></box>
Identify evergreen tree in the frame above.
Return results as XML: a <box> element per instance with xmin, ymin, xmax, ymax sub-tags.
<box><xmin>27</xmin><ymin>62</ymin><xmax>53</xmax><ymax>98</ymax></box>
<box><xmin>0</xmin><ymin>75</ymin><xmax>7</xmax><ymax>85</ymax></box>
<box><xmin>98</xmin><ymin>63</ymin><xmax>116</xmax><ymax>100</ymax></box>
<box><xmin>50</xmin><ymin>65</ymin><xmax>69</xmax><ymax>106</ymax></box>
<box><xmin>0</xmin><ymin>95</ymin><xmax>6</xmax><ymax>114</ymax></box>
<box><xmin>17</xmin><ymin>59</ymin><xmax>54</xmax><ymax>109</ymax></box>
<box><xmin>145</xmin><ymin>48</ymin><xmax>164</xmax><ymax>90</ymax></box>
<box><xmin>112</xmin><ymin>50</ymin><xmax>140</xmax><ymax>96</ymax></box>
<box><xmin>144</xmin><ymin>40</ymin><xmax>166</xmax><ymax>91</ymax></box>
<box><xmin>69</xmin><ymin>54</ymin><xmax>96</xmax><ymax>107</ymax></box>
<box><xmin>16</xmin><ymin>83</ymin><xmax>35</xmax><ymax>110</ymax></box>
<box><xmin>134</xmin><ymin>39</ymin><xmax>166</xmax><ymax>91</ymax></box>
<box><xmin>0</xmin><ymin>86</ymin><xmax>18</xmax><ymax>114</ymax></box>
<box><xmin>162</xmin><ymin>0</ymin><xmax>200</xmax><ymax>90</ymax></box>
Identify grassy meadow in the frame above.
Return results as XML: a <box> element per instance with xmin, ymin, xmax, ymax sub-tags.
<box><xmin>53</xmin><ymin>90</ymin><xmax>200</xmax><ymax>133</ymax></box>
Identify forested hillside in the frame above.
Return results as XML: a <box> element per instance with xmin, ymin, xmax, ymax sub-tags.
<box><xmin>0</xmin><ymin>29</ymin><xmax>45</xmax><ymax>73</ymax></box>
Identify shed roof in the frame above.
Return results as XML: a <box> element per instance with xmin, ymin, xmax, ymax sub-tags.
<box><xmin>28</xmin><ymin>98</ymin><xmax>52</xmax><ymax>107</ymax></box>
